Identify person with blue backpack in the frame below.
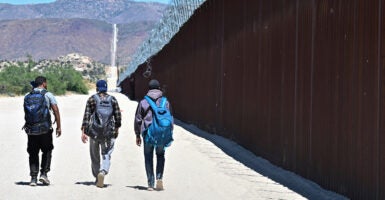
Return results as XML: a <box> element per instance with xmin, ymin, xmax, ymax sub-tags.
<box><xmin>81</xmin><ymin>80</ymin><xmax>122</xmax><ymax>188</ymax></box>
<box><xmin>23</xmin><ymin>76</ymin><xmax>62</xmax><ymax>186</ymax></box>
<box><xmin>134</xmin><ymin>79</ymin><xmax>174</xmax><ymax>191</ymax></box>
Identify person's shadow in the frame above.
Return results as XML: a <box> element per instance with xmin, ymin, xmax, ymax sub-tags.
<box><xmin>126</xmin><ymin>185</ymin><xmax>148</xmax><ymax>190</ymax></box>
<box><xmin>15</xmin><ymin>181</ymin><xmax>48</xmax><ymax>186</ymax></box>
<box><xmin>75</xmin><ymin>181</ymin><xmax>95</xmax><ymax>186</ymax></box>
<box><xmin>75</xmin><ymin>181</ymin><xmax>111</xmax><ymax>187</ymax></box>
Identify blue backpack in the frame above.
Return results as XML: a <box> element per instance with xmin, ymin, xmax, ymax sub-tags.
<box><xmin>144</xmin><ymin>96</ymin><xmax>173</xmax><ymax>147</ymax></box>
<box><xmin>23</xmin><ymin>90</ymin><xmax>52</xmax><ymax>135</ymax></box>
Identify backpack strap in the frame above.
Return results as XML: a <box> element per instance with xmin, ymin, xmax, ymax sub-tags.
<box><xmin>93</xmin><ymin>94</ymin><xmax>111</xmax><ymax>103</ymax></box>
<box><xmin>92</xmin><ymin>94</ymin><xmax>101</xmax><ymax>105</ymax></box>
<box><xmin>106</xmin><ymin>95</ymin><xmax>112</xmax><ymax>102</ymax></box>
<box><xmin>144</xmin><ymin>96</ymin><xmax>158</xmax><ymax>111</ymax></box>
<box><xmin>159</xmin><ymin>97</ymin><xmax>167</xmax><ymax>108</ymax></box>
<box><xmin>40</xmin><ymin>90</ymin><xmax>47</xmax><ymax>96</ymax></box>
<box><xmin>39</xmin><ymin>90</ymin><xmax>55</xmax><ymax>124</ymax></box>
<box><xmin>29</xmin><ymin>89</ymin><xmax>47</xmax><ymax>96</ymax></box>
<box><xmin>145</xmin><ymin>96</ymin><xmax>167</xmax><ymax>109</ymax></box>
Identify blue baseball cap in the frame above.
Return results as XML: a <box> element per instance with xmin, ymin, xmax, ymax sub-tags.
<box><xmin>96</xmin><ymin>80</ymin><xmax>108</xmax><ymax>92</ymax></box>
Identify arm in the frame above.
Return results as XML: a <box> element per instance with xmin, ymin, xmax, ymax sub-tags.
<box><xmin>45</xmin><ymin>92</ymin><xmax>62</xmax><ymax>137</ymax></box>
<box><xmin>134</xmin><ymin>101</ymin><xmax>144</xmax><ymax>146</ymax></box>
<box><xmin>167</xmin><ymin>100</ymin><xmax>174</xmax><ymax>130</ymax></box>
<box><xmin>81</xmin><ymin>97</ymin><xmax>94</xmax><ymax>143</ymax></box>
<box><xmin>112</xmin><ymin>96</ymin><xmax>122</xmax><ymax>138</ymax></box>
<box><xmin>51</xmin><ymin>104</ymin><xmax>61</xmax><ymax>137</ymax></box>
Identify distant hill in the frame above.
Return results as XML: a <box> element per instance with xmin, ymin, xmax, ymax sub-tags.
<box><xmin>0</xmin><ymin>0</ymin><xmax>166</xmax><ymax>24</ymax></box>
<box><xmin>0</xmin><ymin>18</ymin><xmax>156</xmax><ymax>64</ymax></box>
<box><xmin>0</xmin><ymin>0</ymin><xmax>166</xmax><ymax>65</ymax></box>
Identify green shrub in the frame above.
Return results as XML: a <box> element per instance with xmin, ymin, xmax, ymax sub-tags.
<box><xmin>0</xmin><ymin>62</ymin><xmax>90</xmax><ymax>96</ymax></box>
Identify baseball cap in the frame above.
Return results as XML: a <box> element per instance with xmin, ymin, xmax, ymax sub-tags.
<box><xmin>96</xmin><ymin>80</ymin><xmax>108</xmax><ymax>92</ymax></box>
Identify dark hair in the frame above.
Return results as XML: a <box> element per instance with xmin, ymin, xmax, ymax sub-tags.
<box><xmin>148</xmin><ymin>79</ymin><xmax>160</xmax><ymax>90</ymax></box>
<box><xmin>34</xmin><ymin>76</ymin><xmax>47</xmax><ymax>87</ymax></box>
<box><xmin>30</xmin><ymin>81</ymin><xmax>37</xmax><ymax>88</ymax></box>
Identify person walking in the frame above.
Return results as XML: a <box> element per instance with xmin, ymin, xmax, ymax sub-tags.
<box><xmin>134</xmin><ymin>79</ymin><xmax>174</xmax><ymax>191</ymax></box>
<box><xmin>23</xmin><ymin>76</ymin><xmax>62</xmax><ymax>186</ymax></box>
<box><xmin>81</xmin><ymin>80</ymin><xmax>121</xmax><ymax>188</ymax></box>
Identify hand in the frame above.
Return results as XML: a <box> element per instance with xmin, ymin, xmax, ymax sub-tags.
<box><xmin>136</xmin><ymin>135</ymin><xmax>142</xmax><ymax>147</ymax></box>
<box><xmin>56</xmin><ymin>127</ymin><xmax>62</xmax><ymax>137</ymax></box>
<box><xmin>81</xmin><ymin>132</ymin><xmax>88</xmax><ymax>143</ymax></box>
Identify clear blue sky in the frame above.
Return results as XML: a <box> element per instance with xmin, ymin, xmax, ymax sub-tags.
<box><xmin>0</xmin><ymin>0</ymin><xmax>170</xmax><ymax>5</ymax></box>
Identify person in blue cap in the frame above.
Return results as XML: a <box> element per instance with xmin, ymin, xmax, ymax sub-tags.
<box><xmin>80</xmin><ymin>80</ymin><xmax>122</xmax><ymax>188</ymax></box>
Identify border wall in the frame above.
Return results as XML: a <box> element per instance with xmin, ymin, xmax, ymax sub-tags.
<box><xmin>120</xmin><ymin>0</ymin><xmax>385</xmax><ymax>199</ymax></box>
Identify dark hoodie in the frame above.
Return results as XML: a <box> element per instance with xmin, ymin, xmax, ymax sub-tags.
<box><xmin>134</xmin><ymin>89</ymin><xmax>173</xmax><ymax>136</ymax></box>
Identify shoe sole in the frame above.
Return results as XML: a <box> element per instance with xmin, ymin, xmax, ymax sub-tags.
<box><xmin>96</xmin><ymin>173</ymin><xmax>105</xmax><ymax>188</ymax></box>
<box><xmin>30</xmin><ymin>182</ymin><xmax>37</xmax><ymax>186</ymax></box>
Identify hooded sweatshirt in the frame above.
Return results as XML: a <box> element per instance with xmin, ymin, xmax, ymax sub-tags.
<box><xmin>134</xmin><ymin>89</ymin><xmax>173</xmax><ymax>136</ymax></box>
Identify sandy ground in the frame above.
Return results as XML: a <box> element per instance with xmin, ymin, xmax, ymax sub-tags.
<box><xmin>0</xmin><ymin>92</ymin><xmax>348</xmax><ymax>200</ymax></box>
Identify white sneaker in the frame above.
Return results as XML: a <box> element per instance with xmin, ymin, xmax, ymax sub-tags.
<box><xmin>39</xmin><ymin>174</ymin><xmax>50</xmax><ymax>185</ymax></box>
<box><xmin>156</xmin><ymin>179</ymin><xmax>164</xmax><ymax>191</ymax></box>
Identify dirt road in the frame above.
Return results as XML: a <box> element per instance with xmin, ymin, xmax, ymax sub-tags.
<box><xmin>0</xmin><ymin>92</ymin><xmax>347</xmax><ymax>200</ymax></box>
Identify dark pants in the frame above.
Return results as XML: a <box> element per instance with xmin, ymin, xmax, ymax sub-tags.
<box><xmin>27</xmin><ymin>133</ymin><xmax>54</xmax><ymax>177</ymax></box>
<box><xmin>144</xmin><ymin>143</ymin><xmax>165</xmax><ymax>188</ymax></box>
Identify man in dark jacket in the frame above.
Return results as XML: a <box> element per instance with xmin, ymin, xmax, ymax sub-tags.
<box><xmin>134</xmin><ymin>79</ymin><xmax>173</xmax><ymax>191</ymax></box>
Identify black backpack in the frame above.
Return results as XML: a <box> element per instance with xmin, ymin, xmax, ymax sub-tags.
<box><xmin>86</xmin><ymin>94</ymin><xmax>115</xmax><ymax>139</ymax></box>
<box><xmin>23</xmin><ymin>90</ymin><xmax>52</xmax><ymax>135</ymax></box>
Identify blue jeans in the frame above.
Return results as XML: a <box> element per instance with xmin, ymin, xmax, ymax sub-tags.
<box><xmin>144</xmin><ymin>142</ymin><xmax>165</xmax><ymax>187</ymax></box>
<box><xmin>90</xmin><ymin>138</ymin><xmax>115</xmax><ymax>177</ymax></box>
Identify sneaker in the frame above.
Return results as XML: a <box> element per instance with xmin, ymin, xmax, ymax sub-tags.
<box><xmin>39</xmin><ymin>174</ymin><xmax>50</xmax><ymax>185</ymax></box>
<box><xmin>156</xmin><ymin>179</ymin><xmax>164</xmax><ymax>191</ymax></box>
<box><xmin>147</xmin><ymin>187</ymin><xmax>154</xmax><ymax>191</ymax></box>
<box><xmin>30</xmin><ymin>177</ymin><xmax>37</xmax><ymax>186</ymax></box>
<box><xmin>96</xmin><ymin>171</ymin><xmax>105</xmax><ymax>188</ymax></box>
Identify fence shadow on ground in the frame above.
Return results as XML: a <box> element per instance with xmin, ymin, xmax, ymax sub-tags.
<box><xmin>174</xmin><ymin>119</ymin><xmax>347</xmax><ymax>200</ymax></box>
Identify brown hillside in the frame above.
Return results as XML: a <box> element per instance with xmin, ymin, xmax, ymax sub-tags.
<box><xmin>0</xmin><ymin>18</ymin><xmax>156</xmax><ymax>64</ymax></box>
